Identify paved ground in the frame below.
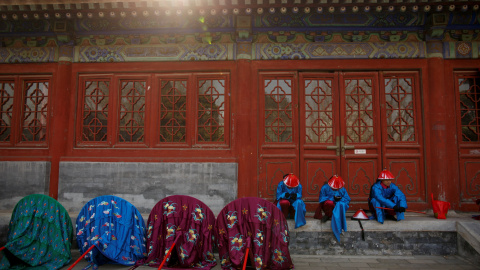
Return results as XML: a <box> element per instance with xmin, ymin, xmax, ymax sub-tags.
<box><xmin>67</xmin><ymin>250</ymin><xmax>479</xmax><ymax>270</ymax></box>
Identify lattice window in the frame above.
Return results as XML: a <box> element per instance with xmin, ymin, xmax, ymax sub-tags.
<box><xmin>0</xmin><ymin>81</ymin><xmax>14</xmax><ymax>143</ymax></box>
<box><xmin>344</xmin><ymin>78</ymin><xmax>374</xmax><ymax>143</ymax></box>
<box><xmin>119</xmin><ymin>80</ymin><xmax>145</xmax><ymax>143</ymax></box>
<box><xmin>197</xmin><ymin>79</ymin><xmax>225</xmax><ymax>143</ymax></box>
<box><xmin>78</xmin><ymin>73</ymin><xmax>229</xmax><ymax>148</ymax></box>
<box><xmin>264</xmin><ymin>78</ymin><xmax>293</xmax><ymax>143</ymax></box>
<box><xmin>384</xmin><ymin>76</ymin><xmax>416</xmax><ymax>142</ymax></box>
<box><xmin>159</xmin><ymin>79</ymin><xmax>187</xmax><ymax>143</ymax></box>
<box><xmin>22</xmin><ymin>80</ymin><xmax>49</xmax><ymax>142</ymax></box>
<box><xmin>81</xmin><ymin>80</ymin><xmax>109</xmax><ymax>142</ymax></box>
<box><xmin>457</xmin><ymin>73</ymin><xmax>480</xmax><ymax>142</ymax></box>
<box><xmin>304</xmin><ymin>78</ymin><xmax>333</xmax><ymax>144</ymax></box>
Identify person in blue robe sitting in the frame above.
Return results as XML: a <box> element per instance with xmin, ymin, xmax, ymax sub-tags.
<box><xmin>368</xmin><ymin>169</ymin><xmax>407</xmax><ymax>223</ymax></box>
<box><xmin>276</xmin><ymin>173</ymin><xmax>306</xmax><ymax>229</ymax></box>
<box><xmin>314</xmin><ymin>175</ymin><xmax>351</xmax><ymax>242</ymax></box>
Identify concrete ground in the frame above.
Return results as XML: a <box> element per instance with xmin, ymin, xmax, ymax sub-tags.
<box><xmin>66</xmin><ymin>250</ymin><xmax>479</xmax><ymax>270</ymax></box>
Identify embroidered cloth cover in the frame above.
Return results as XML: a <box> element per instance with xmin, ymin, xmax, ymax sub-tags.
<box><xmin>216</xmin><ymin>197</ymin><xmax>293</xmax><ymax>270</ymax></box>
<box><xmin>75</xmin><ymin>195</ymin><xmax>146</xmax><ymax>268</ymax></box>
<box><xmin>135</xmin><ymin>195</ymin><xmax>216</xmax><ymax>269</ymax></box>
<box><xmin>0</xmin><ymin>194</ymin><xmax>73</xmax><ymax>270</ymax></box>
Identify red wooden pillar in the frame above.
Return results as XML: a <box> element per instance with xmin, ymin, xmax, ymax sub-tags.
<box><xmin>48</xmin><ymin>52</ymin><xmax>73</xmax><ymax>199</ymax></box>
<box><xmin>236</xmin><ymin>59</ymin><xmax>257</xmax><ymax>198</ymax></box>
<box><xmin>427</xmin><ymin>54</ymin><xmax>456</xmax><ymax>205</ymax></box>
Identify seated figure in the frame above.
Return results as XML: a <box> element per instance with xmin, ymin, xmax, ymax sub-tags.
<box><xmin>275</xmin><ymin>173</ymin><xmax>306</xmax><ymax>229</ymax></box>
<box><xmin>368</xmin><ymin>169</ymin><xmax>407</xmax><ymax>223</ymax></box>
<box><xmin>314</xmin><ymin>175</ymin><xmax>351</xmax><ymax>242</ymax></box>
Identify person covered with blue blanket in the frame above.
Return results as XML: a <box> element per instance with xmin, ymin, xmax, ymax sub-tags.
<box><xmin>368</xmin><ymin>168</ymin><xmax>407</xmax><ymax>223</ymax></box>
<box><xmin>314</xmin><ymin>175</ymin><xmax>351</xmax><ymax>242</ymax></box>
<box><xmin>276</xmin><ymin>173</ymin><xmax>306</xmax><ymax>228</ymax></box>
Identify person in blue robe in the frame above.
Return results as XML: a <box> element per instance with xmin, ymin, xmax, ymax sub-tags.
<box><xmin>368</xmin><ymin>169</ymin><xmax>407</xmax><ymax>224</ymax></box>
<box><xmin>276</xmin><ymin>173</ymin><xmax>306</xmax><ymax>229</ymax></box>
<box><xmin>314</xmin><ymin>175</ymin><xmax>351</xmax><ymax>242</ymax></box>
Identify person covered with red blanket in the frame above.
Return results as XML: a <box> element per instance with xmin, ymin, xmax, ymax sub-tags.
<box><xmin>276</xmin><ymin>173</ymin><xmax>306</xmax><ymax>228</ymax></box>
<box><xmin>314</xmin><ymin>175</ymin><xmax>351</xmax><ymax>242</ymax></box>
<box><xmin>368</xmin><ymin>168</ymin><xmax>407</xmax><ymax>223</ymax></box>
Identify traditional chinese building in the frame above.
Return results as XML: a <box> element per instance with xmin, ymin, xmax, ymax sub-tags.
<box><xmin>0</xmin><ymin>0</ymin><xmax>479</xmax><ymax>216</ymax></box>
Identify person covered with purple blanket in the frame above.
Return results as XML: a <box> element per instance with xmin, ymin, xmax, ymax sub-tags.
<box><xmin>216</xmin><ymin>197</ymin><xmax>293</xmax><ymax>270</ymax></box>
<box><xmin>135</xmin><ymin>195</ymin><xmax>216</xmax><ymax>270</ymax></box>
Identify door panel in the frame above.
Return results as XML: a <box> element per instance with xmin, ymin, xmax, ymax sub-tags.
<box><xmin>259</xmin><ymin>156</ymin><xmax>297</xmax><ymax>199</ymax></box>
<box><xmin>300</xmin><ymin>73</ymin><xmax>340</xmax><ymax>201</ymax></box>
<box><xmin>303</xmin><ymin>159</ymin><xmax>337</xmax><ymax>200</ymax></box>
<box><xmin>381</xmin><ymin>72</ymin><xmax>425</xmax><ymax>202</ymax></box>
<box><xmin>258</xmin><ymin>72</ymin><xmax>299</xmax><ymax>201</ymax></box>
<box><xmin>461</xmin><ymin>161</ymin><xmax>480</xmax><ymax>200</ymax></box>
<box><xmin>455</xmin><ymin>72</ymin><xmax>480</xmax><ymax>203</ymax></box>
<box><xmin>346</xmin><ymin>160</ymin><xmax>377</xmax><ymax>199</ymax></box>
<box><xmin>388</xmin><ymin>159</ymin><xmax>422</xmax><ymax>196</ymax></box>
<box><xmin>340</xmin><ymin>73</ymin><xmax>382</xmax><ymax>201</ymax></box>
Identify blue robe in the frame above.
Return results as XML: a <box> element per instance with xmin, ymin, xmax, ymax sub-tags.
<box><xmin>276</xmin><ymin>181</ymin><xmax>306</xmax><ymax>229</ymax></box>
<box><xmin>368</xmin><ymin>181</ymin><xmax>407</xmax><ymax>224</ymax></box>
<box><xmin>318</xmin><ymin>184</ymin><xmax>351</xmax><ymax>242</ymax></box>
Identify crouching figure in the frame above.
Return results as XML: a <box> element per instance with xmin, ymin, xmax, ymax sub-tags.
<box><xmin>276</xmin><ymin>173</ymin><xmax>306</xmax><ymax>229</ymax></box>
<box><xmin>369</xmin><ymin>169</ymin><xmax>407</xmax><ymax>223</ymax></box>
<box><xmin>314</xmin><ymin>175</ymin><xmax>351</xmax><ymax>241</ymax></box>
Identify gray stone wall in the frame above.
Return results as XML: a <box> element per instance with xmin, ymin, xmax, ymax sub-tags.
<box><xmin>58</xmin><ymin>162</ymin><xmax>238</xmax><ymax>216</ymax></box>
<box><xmin>0</xmin><ymin>161</ymin><xmax>50</xmax><ymax>210</ymax></box>
<box><xmin>284</xmin><ymin>217</ymin><xmax>463</xmax><ymax>255</ymax></box>
<box><xmin>289</xmin><ymin>230</ymin><xmax>457</xmax><ymax>255</ymax></box>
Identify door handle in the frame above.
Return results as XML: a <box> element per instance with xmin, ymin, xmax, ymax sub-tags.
<box><xmin>340</xmin><ymin>136</ymin><xmax>354</xmax><ymax>155</ymax></box>
<box><xmin>326</xmin><ymin>136</ymin><xmax>341</xmax><ymax>156</ymax></box>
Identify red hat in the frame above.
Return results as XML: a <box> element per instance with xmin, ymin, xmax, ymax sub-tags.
<box><xmin>377</xmin><ymin>169</ymin><xmax>395</xmax><ymax>181</ymax></box>
<box><xmin>283</xmin><ymin>173</ymin><xmax>299</xmax><ymax>188</ymax></box>
<box><xmin>327</xmin><ymin>175</ymin><xmax>345</xmax><ymax>189</ymax></box>
<box><xmin>352</xmin><ymin>209</ymin><xmax>369</xmax><ymax>220</ymax></box>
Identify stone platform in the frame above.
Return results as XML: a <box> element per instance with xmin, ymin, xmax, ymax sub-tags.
<box><xmin>288</xmin><ymin>211</ymin><xmax>479</xmax><ymax>259</ymax></box>
<box><xmin>1</xmin><ymin>210</ymin><xmax>480</xmax><ymax>263</ymax></box>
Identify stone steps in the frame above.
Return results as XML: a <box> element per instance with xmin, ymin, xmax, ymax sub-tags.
<box><xmin>1</xmin><ymin>210</ymin><xmax>479</xmax><ymax>260</ymax></box>
<box><xmin>286</xmin><ymin>211</ymin><xmax>479</xmax><ymax>257</ymax></box>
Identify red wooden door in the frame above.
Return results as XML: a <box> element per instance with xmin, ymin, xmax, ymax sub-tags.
<box><xmin>299</xmin><ymin>72</ymin><xmax>341</xmax><ymax>203</ymax></box>
<box><xmin>258</xmin><ymin>72</ymin><xmax>299</xmax><ymax>200</ymax></box>
<box><xmin>380</xmin><ymin>72</ymin><xmax>425</xmax><ymax>206</ymax></box>
<box><xmin>455</xmin><ymin>71</ymin><xmax>480</xmax><ymax>205</ymax></box>
<box><xmin>259</xmin><ymin>70</ymin><xmax>425</xmax><ymax>208</ymax></box>
<box><xmin>299</xmin><ymin>72</ymin><xmax>382</xmax><ymax>204</ymax></box>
